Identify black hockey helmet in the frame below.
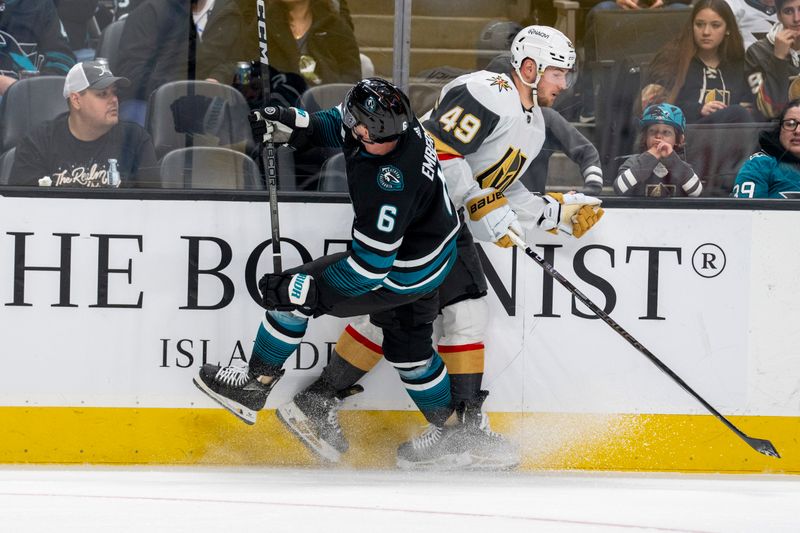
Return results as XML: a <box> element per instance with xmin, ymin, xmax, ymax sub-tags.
<box><xmin>342</xmin><ymin>78</ymin><xmax>412</xmax><ymax>142</ymax></box>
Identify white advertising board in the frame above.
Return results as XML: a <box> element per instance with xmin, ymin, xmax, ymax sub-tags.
<box><xmin>0</xmin><ymin>196</ymin><xmax>796</xmax><ymax>417</ymax></box>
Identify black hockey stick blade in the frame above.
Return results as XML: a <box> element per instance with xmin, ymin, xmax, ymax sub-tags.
<box><xmin>506</xmin><ymin>231</ymin><xmax>780</xmax><ymax>459</ymax></box>
<box><xmin>744</xmin><ymin>436</ymin><xmax>780</xmax><ymax>458</ymax></box>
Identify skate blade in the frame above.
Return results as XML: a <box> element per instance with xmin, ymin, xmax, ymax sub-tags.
<box><xmin>276</xmin><ymin>402</ymin><xmax>341</xmax><ymax>463</ymax></box>
<box><xmin>396</xmin><ymin>452</ymin><xmax>472</xmax><ymax>471</ymax></box>
<box><xmin>193</xmin><ymin>376</ymin><xmax>257</xmax><ymax>425</ymax></box>
<box><xmin>465</xmin><ymin>453</ymin><xmax>520</xmax><ymax>471</ymax></box>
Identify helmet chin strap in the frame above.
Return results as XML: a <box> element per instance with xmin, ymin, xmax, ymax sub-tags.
<box><xmin>514</xmin><ymin>64</ymin><xmax>542</xmax><ymax>107</ymax></box>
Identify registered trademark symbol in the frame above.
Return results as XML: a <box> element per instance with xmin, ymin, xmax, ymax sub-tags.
<box><xmin>692</xmin><ymin>243</ymin><xmax>726</xmax><ymax>278</ymax></box>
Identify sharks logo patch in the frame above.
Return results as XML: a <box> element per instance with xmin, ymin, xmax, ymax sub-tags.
<box><xmin>377</xmin><ymin>165</ymin><xmax>404</xmax><ymax>191</ymax></box>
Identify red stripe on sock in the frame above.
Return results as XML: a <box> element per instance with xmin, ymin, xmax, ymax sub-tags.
<box><xmin>438</xmin><ymin>343</ymin><xmax>484</xmax><ymax>353</ymax></box>
<box><xmin>345</xmin><ymin>324</ymin><xmax>383</xmax><ymax>354</ymax></box>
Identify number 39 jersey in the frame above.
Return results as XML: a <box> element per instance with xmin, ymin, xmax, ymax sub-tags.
<box><xmin>422</xmin><ymin>70</ymin><xmax>546</xmax><ymax>203</ymax></box>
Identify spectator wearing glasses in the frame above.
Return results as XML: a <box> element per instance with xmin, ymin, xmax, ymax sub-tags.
<box><xmin>732</xmin><ymin>98</ymin><xmax>800</xmax><ymax>197</ymax></box>
<box><xmin>746</xmin><ymin>0</ymin><xmax>800</xmax><ymax>118</ymax></box>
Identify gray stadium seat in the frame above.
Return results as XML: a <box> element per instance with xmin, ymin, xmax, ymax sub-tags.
<box><xmin>146</xmin><ymin>80</ymin><xmax>252</xmax><ymax>160</ymax></box>
<box><xmin>317</xmin><ymin>152</ymin><xmax>348</xmax><ymax>192</ymax></box>
<box><xmin>159</xmin><ymin>147</ymin><xmax>263</xmax><ymax>189</ymax></box>
<box><xmin>298</xmin><ymin>83</ymin><xmax>353</xmax><ymax>112</ymax></box>
<box><xmin>97</xmin><ymin>19</ymin><xmax>126</xmax><ymax>66</ymax></box>
<box><xmin>0</xmin><ymin>76</ymin><xmax>68</xmax><ymax>152</ymax></box>
<box><xmin>408</xmin><ymin>82</ymin><xmax>442</xmax><ymax>116</ymax></box>
<box><xmin>0</xmin><ymin>147</ymin><xmax>15</xmax><ymax>185</ymax></box>
<box><xmin>684</xmin><ymin>122</ymin><xmax>769</xmax><ymax>197</ymax></box>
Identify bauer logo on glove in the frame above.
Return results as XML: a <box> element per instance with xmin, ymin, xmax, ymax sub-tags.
<box><xmin>464</xmin><ymin>187</ymin><xmax>523</xmax><ymax>247</ymax></box>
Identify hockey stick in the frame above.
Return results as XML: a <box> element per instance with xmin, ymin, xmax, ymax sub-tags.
<box><xmin>256</xmin><ymin>0</ymin><xmax>282</xmax><ymax>273</ymax></box>
<box><xmin>505</xmin><ymin>231</ymin><xmax>780</xmax><ymax>458</ymax></box>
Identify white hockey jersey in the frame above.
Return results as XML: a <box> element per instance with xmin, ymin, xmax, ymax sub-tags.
<box><xmin>422</xmin><ymin>69</ymin><xmax>549</xmax><ymax>239</ymax></box>
<box><xmin>725</xmin><ymin>0</ymin><xmax>777</xmax><ymax>49</ymax></box>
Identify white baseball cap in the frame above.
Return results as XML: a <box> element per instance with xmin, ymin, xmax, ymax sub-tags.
<box><xmin>63</xmin><ymin>60</ymin><xmax>130</xmax><ymax>99</ymax></box>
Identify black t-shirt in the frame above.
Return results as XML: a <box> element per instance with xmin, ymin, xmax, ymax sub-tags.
<box><xmin>9</xmin><ymin>113</ymin><xmax>159</xmax><ymax>187</ymax></box>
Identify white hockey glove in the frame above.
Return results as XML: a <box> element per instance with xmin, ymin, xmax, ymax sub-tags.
<box><xmin>538</xmin><ymin>192</ymin><xmax>604</xmax><ymax>238</ymax></box>
<box><xmin>248</xmin><ymin>106</ymin><xmax>310</xmax><ymax>144</ymax></box>
<box><xmin>464</xmin><ymin>187</ymin><xmax>522</xmax><ymax>248</ymax></box>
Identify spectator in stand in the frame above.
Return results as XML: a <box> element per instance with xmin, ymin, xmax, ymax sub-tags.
<box><xmin>54</xmin><ymin>0</ymin><xmax>114</xmax><ymax>54</ymax></box>
<box><xmin>9</xmin><ymin>60</ymin><xmax>158</xmax><ymax>187</ymax></box>
<box><xmin>724</xmin><ymin>0</ymin><xmax>778</xmax><ymax>48</ymax></box>
<box><xmin>264</xmin><ymin>0</ymin><xmax>361</xmax><ymax>88</ymax></box>
<box><xmin>613</xmin><ymin>103</ymin><xmax>702</xmax><ymax>197</ymax></box>
<box><xmin>0</xmin><ymin>0</ymin><xmax>76</xmax><ymax>96</ymax></box>
<box><xmin>746</xmin><ymin>0</ymin><xmax>800</xmax><ymax>119</ymax></box>
<box><xmin>113</xmin><ymin>0</ymin><xmax>249</xmax><ymax>124</ymax></box>
<box><xmin>642</xmin><ymin>0</ymin><xmax>754</xmax><ymax>124</ymax></box>
<box><xmin>578</xmin><ymin>0</ymin><xmax>691</xmax><ymax>123</ymax></box>
<box><xmin>732</xmin><ymin>98</ymin><xmax>800</xmax><ymax>197</ymax></box>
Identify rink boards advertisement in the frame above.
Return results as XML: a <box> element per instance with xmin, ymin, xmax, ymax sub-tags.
<box><xmin>0</xmin><ymin>194</ymin><xmax>797</xmax><ymax>472</ymax></box>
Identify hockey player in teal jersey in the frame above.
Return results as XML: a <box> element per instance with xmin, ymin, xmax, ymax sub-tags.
<box><xmin>193</xmin><ymin>78</ymin><xmax>461</xmax><ymax>463</ymax></box>
<box><xmin>733</xmin><ymin>98</ymin><xmax>800</xmax><ymax>197</ymax></box>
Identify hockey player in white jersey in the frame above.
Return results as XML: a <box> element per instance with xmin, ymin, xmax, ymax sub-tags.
<box><xmin>277</xmin><ymin>26</ymin><xmax>605</xmax><ymax>470</ymax></box>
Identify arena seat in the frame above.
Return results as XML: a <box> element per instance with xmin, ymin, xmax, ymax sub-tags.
<box><xmin>159</xmin><ymin>146</ymin><xmax>263</xmax><ymax>189</ymax></box>
<box><xmin>0</xmin><ymin>147</ymin><xmax>16</xmax><ymax>185</ymax></box>
<box><xmin>97</xmin><ymin>19</ymin><xmax>126</xmax><ymax>66</ymax></box>
<box><xmin>0</xmin><ymin>76</ymin><xmax>68</xmax><ymax>153</ymax></box>
<box><xmin>408</xmin><ymin>82</ymin><xmax>441</xmax><ymax>116</ymax></box>
<box><xmin>298</xmin><ymin>83</ymin><xmax>353</xmax><ymax>112</ymax></box>
<box><xmin>146</xmin><ymin>80</ymin><xmax>252</xmax><ymax>160</ymax></box>
<box><xmin>316</xmin><ymin>152</ymin><xmax>348</xmax><ymax>193</ymax></box>
<box><xmin>684</xmin><ymin>122</ymin><xmax>769</xmax><ymax>197</ymax></box>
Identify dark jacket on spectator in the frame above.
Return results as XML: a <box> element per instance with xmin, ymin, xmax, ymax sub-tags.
<box><xmin>114</xmin><ymin>0</ymin><xmax>248</xmax><ymax>101</ymax></box>
<box><xmin>266</xmin><ymin>0</ymin><xmax>361</xmax><ymax>86</ymax></box>
<box><xmin>672</xmin><ymin>55</ymin><xmax>753</xmax><ymax>123</ymax></box>
<box><xmin>0</xmin><ymin>0</ymin><xmax>75</xmax><ymax>78</ymax></box>
<box><xmin>745</xmin><ymin>23</ymin><xmax>800</xmax><ymax>119</ymax></box>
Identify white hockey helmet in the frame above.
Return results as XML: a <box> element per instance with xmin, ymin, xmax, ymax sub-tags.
<box><xmin>510</xmin><ymin>25</ymin><xmax>576</xmax><ymax>89</ymax></box>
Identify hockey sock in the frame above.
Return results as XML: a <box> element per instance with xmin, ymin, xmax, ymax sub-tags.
<box><xmin>251</xmin><ymin>310</ymin><xmax>308</xmax><ymax>372</ymax></box>
<box><xmin>333</xmin><ymin>324</ymin><xmax>383</xmax><ymax>372</ymax></box>
<box><xmin>439</xmin><ymin>342</ymin><xmax>485</xmax><ymax>405</ymax></box>
<box><xmin>394</xmin><ymin>351</ymin><xmax>452</xmax><ymax>426</ymax></box>
<box><xmin>321</xmin><ymin>350</ymin><xmax>368</xmax><ymax>391</ymax></box>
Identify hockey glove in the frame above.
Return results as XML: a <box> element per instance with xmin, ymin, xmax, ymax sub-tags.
<box><xmin>538</xmin><ymin>192</ymin><xmax>604</xmax><ymax>238</ymax></box>
<box><xmin>258</xmin><ymin>272</ymin><xmax>318</xmax><ymax>318</ymax></box>
<box><xmin>248</xmin><ymin>106</ymin><xmax>310</xmax><ymax>144</ymax></box>
<box><xmin>464</xmin><ymin>187</ymin><xmax>522</xmax><ymax>248</ymax></box>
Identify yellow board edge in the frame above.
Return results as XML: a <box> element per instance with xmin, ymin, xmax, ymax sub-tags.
<box><xmin>0</xmin><ymin>407</ymin><xmax>796</xmax><ymax>473</ymax></box>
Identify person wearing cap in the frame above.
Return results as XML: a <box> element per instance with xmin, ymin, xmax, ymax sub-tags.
<box><xmin>9</xmin><ymin>60</ymin><xmax>158</xmax><ymax>187</ymax></box>
<box><xmin>613</xmin><ymin>103</ymin><xmax>703</xmax><ymax>196</ymax></box>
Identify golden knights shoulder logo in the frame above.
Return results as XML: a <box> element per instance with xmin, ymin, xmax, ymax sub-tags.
<box><xmin>476</xmin><ymin>147</ymin><xmax>527</xmax><ymax>191</ymax></box>
<box><xmin>488</xmin><ymin>75</ymin><xmax>511</xmax><ymax>93</ymax></box>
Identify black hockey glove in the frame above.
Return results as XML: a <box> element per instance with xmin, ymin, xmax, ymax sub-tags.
<box><xmin>248</xmin><ymin>106</ymin><xmax>310</xmax><ymax>144</ymax></box>
<box><xmin>258</xmin><ymin>272</ymin><xmax>318</xmax><ymax>317</ymax></box>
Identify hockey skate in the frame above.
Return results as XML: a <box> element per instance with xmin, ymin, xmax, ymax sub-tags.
<box><xmin>277</xmin><ymin>380</ymin><xmax>364</xmax><ymax>463</ymax></box>
<box><xmin>396</xmin><ymin>424</ymin><xmax>471</xmax><ymax>470</ymax></box>
<box><xmin>193</xmin><ymin>363</ymin><xmax>284</xmax><ymax>425</ymax></box>
<box><xmin>453</xmin><ymin>390</ymin><xmax>520</xmax><ymax>470</ymax></box>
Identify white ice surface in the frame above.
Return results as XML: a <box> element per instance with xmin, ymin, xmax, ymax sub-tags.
<box><xmin>0</xmin><ymin>467</ymin><xmax>798</xmax><ymax>533</ymax></box>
